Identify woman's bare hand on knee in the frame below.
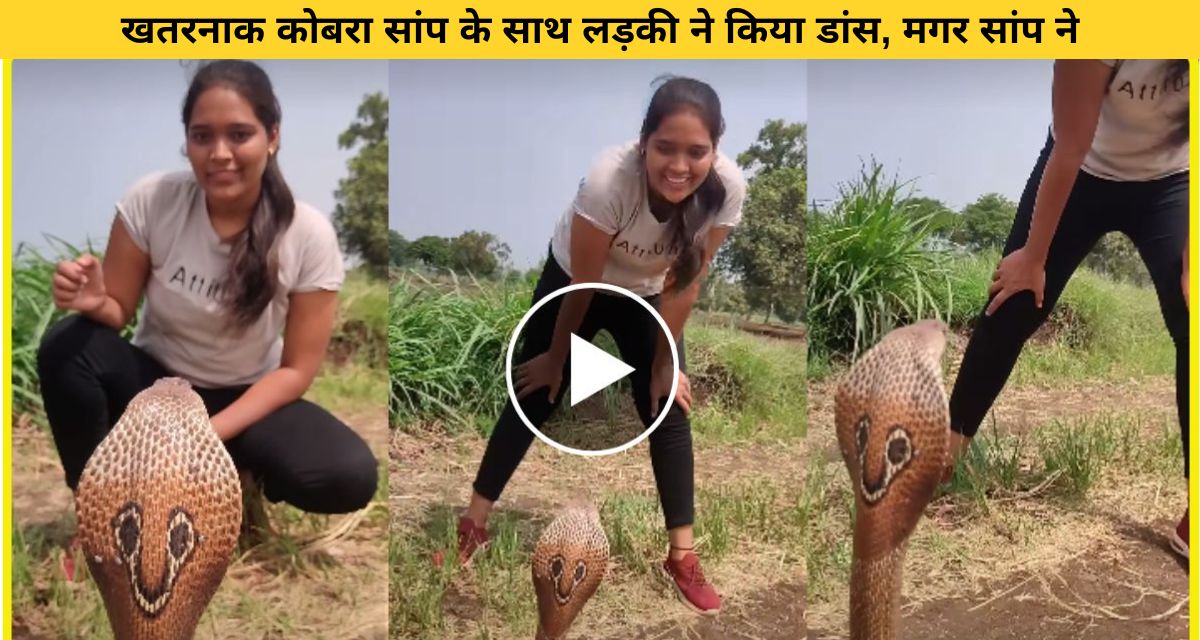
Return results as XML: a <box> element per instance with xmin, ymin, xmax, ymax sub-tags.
<box><xmin>986</xmin><ymin>247</ymin><xmax>1046</xmax><ymax>316</ymax></box>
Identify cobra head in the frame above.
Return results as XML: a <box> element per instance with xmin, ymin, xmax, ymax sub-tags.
<box><xmin>75</xmin><ymin>378</ymin><xmax>242</xmax><ymax>640</ymax></box>
<box><xmin>835</xmin><ymin>319</ymin><xmax>950</xmax><ymax>559</ymax></box>
<box><xmin>531</xmin><ymin>502</ymin><xmax>610</xmax><ymax>640</ymax></box>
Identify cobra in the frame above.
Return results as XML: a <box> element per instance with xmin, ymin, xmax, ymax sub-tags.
<box><xmin>530</xmin><ymin>503</ymin><xmax>610</xmax><ymax>640</ymax></box>
<box><xmin>834</xmin><ymin>320</ymin><xmax>950</xmax><ymax>640</ymax></box>
<box><xmin>75</xmin><ymin>377</ymin><xmax>242</xmax><ymax>639</ymax></box>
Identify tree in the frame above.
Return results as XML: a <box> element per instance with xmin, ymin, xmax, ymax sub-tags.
<box><xmin>899</xmin><ymin>196</ymin><xmax>958</xmax><ymax>238</ymax></box>
<box><xmin>736</xmin><ymin>119</ymin><xmax>807</xmax><ymax>176</ymax></box>
<box><xmin>1083</xmin><ymin>233</ymin><xmax>1151</xmax><ymax>286</ymax></box>
<box><xmin>389</xmin><ymin>230</ymin><xmax>409</xmax><ymax>267</ymax></box>
<box><xmin>332</xmin><ymin>92</ymin><xmax>389</xmax><ymax>277</ymax></box>
<box><xmin>407</xmin><ymin>235</ymin><xmax>452</xmax><ymax>271</ymax></box>
<box><xmin>955</xmin><ymin>193</ymin><xmax>1016</xmax><ymax>250</ymax></box>
<box><xmin>719</xmin><ymin>120</ymin><xmax>807</xmax><ymax>324</ymax></box>
<box><xmin>448</xmin><ymin>230</ymin><xmax>511</xmax><ymax>277</ymax></box>
<box><xmin>721</xmin><ymin>165</ymin><xmax>806</xmax><ymax>323</ymax></box>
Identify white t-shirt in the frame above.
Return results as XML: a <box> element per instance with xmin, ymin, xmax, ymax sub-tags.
<box><xmin>117</xmin><ymin>171</ymin><xmax>345</xmax><ymax>388</ymax></box>
<box><xmin>550</xmin><ymin>141</ymin><xmax>746</xmax><ymax>296</ymax></box>
<box><xmin>1070</xmin><ymin>60</ymin><xmax>1189</xmax><ymax>181</ymax></box>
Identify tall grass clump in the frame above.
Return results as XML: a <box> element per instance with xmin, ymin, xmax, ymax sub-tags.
<box><xmin>10</xmin><ymin>240</ymin><xmax>106</xmax><ymax>423</ymax></box>
<box><xmin>388</xmin><ymin>272</ymin><xmax>530</xmax><ymax>434</ymax></box>
<box><xmin>807</xmin><ymin>161</ymin><xmax>953</xmax><ymax>359</ymax></box>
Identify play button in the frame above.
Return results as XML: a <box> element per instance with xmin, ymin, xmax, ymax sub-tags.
<box><xmin>505</xmin><ymin>282</ymin><xmax>679</xmax><ymax>457</ymax></box>
<box><xmin>570</xmin><ymin>334</ymin><xmax>635</xmax><ymax>407</ymax></box>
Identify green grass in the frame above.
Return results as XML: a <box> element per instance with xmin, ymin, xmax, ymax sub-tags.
<box><xmin>10</xmin><ymin>240</ymin><xmax>109</xmax><ymax>423</ymax></box>
<box><xmin>686</xmin><ymin>324</ymin><xmax>808</xmax><ymax>443</ymax></box>
<box><xmin>797</xmin><ymin>455</ymin><xmax>854</xmax><ymax>600</ymax></box>
<box><xmin>11</xmin><ymin>517</ymin><xmax>113</xmax><ymax>640</ymax></box>
<box><xmin>1009</xmin><ymin>269</ymin><xmax>1174</xmax><ymax>383</ymax></box>
<box><xmin>331</xmin><ymin>268</ymin><xmax>390</xmax><ymax>369</ymax></box>
<box><xmin>809</xmin><ymin>253</ymin><xmax>1174</xmax><ymax>385</ymax></box>
<box><xmin>807</xmin><ymin>161</ymin><xmax>953</xmax><ymax>360</ymax></box>
<box><xmin>389</xmin><ymin>274</ymin><xmax>809</xmax><ymax>446</ymax></box>
<box><xmin>388</xmin><ymin>272</ymin><xmax>529</xmax><ymax>435</ymax></box>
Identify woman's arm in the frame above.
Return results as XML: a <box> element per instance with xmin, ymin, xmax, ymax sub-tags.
<box><xmin>649</xmin><ymin>225</ymin><xmax>732</xmax><ymax>417</ymax></box>
<box><xmin>986</xmin><ymin>59</ymin><xmax>1112</xmax><ymax>315</ymax></box>
<box><xmin>53</xmin><ymin>216</ymin><xmax>150</xmax><ymax>330</ymax></box>
<box><xmin>209</xmin><ymin>289</ymin><xmax>338</xmax><ymax>441</ymax></box>
<box><xmin>549</xmin><ymin>214</ymin><xmax>612</xmax><ymax>360</ymax></box>
<box><xmin>515</xmin><ymin>214</ymin><xmax>612</xmax><ymax>401</ymax></box>
<box><xmin>657</xmin><ymin>225</ymin><xmax>732</xmax><ymax>342</ymax></box>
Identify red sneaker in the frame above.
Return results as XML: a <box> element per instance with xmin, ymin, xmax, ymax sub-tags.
<box><xmin>662</xmin><ymin>551</ymin><xmax>721</xmax><ymax>615</ymax></box>
<box><xmin>457</xmin><ymin>516</ymin><xmax>489</xmax><ymax>566</ymax></box>
<box><xmin>1170</xmin><ymin>509</ymin><xmax>1188</xmax><ymax>560</ymax></box>
<box><xmin>60</xmin><ymin>534</ymin><xmax>81</xmax><ymax>581</ymax></box>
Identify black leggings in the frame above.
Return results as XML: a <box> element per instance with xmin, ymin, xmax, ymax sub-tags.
<box><xmin>473</xmin><ymin>252</ymin><xmax>696</xmax><ymax>529</ymax></box>
<box><xmin>949</xmin><ymin>134</ymin><xmax>1190</xmax><ymax>477</ymax></box>
<box><xmin>37</xmin><ymin>315</ymin><xmax>379</xmax><ymax>513</ymax></box>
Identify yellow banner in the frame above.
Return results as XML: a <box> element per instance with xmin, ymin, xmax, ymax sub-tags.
<box><xmin>0</xmin><ymin>0</ymin><xmax>1197</xmax><ymax>58</ymax></box>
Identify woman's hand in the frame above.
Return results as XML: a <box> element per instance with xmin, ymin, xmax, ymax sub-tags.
<box><xmin>515</xmin><ymin>351</ymin><xmax>566</xmax><ymax>402</ymax></box>
<box><xmin>52</xmin><ymin>254</ymin><xmax>108</xmax><ymax>313</ymax></box>
<box><xmin>986</xmin><ymin>247</ymin><xmax>1047</xmax><ymax>316</ymax></box>
<box><xmin>650</xmin><ymin>359</ymin><xmax>691</xmax><ymax>418</ymax></box>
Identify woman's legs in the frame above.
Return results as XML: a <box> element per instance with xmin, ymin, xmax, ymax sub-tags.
<box><xmin>37</xmin><ymin>314</ymin><xmax>376</xmax><ymax>514</ymax></box>
<box><xmin>605</xmin><ymin>297</ymin><xmax>720</xmax><ymax>613</ymax></box>
<box><xmin>37</xmin><ymin>315</ymin><xmax>170</xmax><ymax>489</ymax></box>
<box><xmin>200</xmin><ymin>388</ymin><xmax>379</xmax><ymax>514</ymax></box>
<box><xmin>604</xmin><ymin>297</ymin><xmax>695</xmax><ymax>541</ymax></box>
<box><xmin>1117</xmin><ymin>173</ymin><xmax>1189</xmax><ymax>478</ymax></box>
<box><xmin>947</xmin><ymin>138</ymin><xmax>1114</xmax><ymax>461</ymax></box>
<box><xmin>468</xmin><ymin>255</ymin><xmax>602</xmax><ymax>523</ymax></box>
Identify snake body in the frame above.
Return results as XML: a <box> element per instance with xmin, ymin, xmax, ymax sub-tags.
<box><xmin>835</xmin><ymin>320</ymin><xmax>950</xmax><ymax>640</ymax></box>
<box><xmin>75</xmin><ymin>377</ymin><xmax>242</xmax><ymax>640</ymax></box>
<box><xmin>530</xmin><ymin>503</ymin><xmax>609</xmax><ymax>640</ymax></box>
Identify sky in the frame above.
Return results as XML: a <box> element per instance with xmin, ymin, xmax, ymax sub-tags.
<box><xmin>389</xmin><ymin>60</ymin><xmax>808</xmax><ymax>268</ymax></box>
<box><xmin>11</xmin><ymin>59</ymin><xmax>387</xmax><ymax>254</ymax></box>
<box><xmin>808</xmin><ymin>60</ymin><xmax>1054</xmax><ymax>212</ymax></box>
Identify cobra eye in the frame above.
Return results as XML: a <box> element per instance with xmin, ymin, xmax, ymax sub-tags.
<box><xmin>167</xmin><ymin>510</ymin><xmax>195</xmax><ymax>562</ymax></box>
<box><xmin>114</xmin><ymin>502</ymin><xmax>142</xmax><ymax>558</ymax></box>
<box><xmin>887</xmin><ymin>435</ymin><xmax>909</xmax><ymax>465</ymax></box>
<box><xmin>550</xmin><ymin>556</ymin><xmax>565</xmax><ymax>580</ymax></box>
<box><xmin>885</xmin><ymin>427</ymin><xmax>913</xmax><ymax>467</ymax></box>
<box><xmin>573</xmin><ymin>560</ymin><xmax>587</xmax><ymax>584</ymax></box>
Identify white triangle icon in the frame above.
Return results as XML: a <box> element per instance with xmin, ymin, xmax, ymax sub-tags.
<box><xmin>570</xmin><ymin>333</ymin><xmax>635</xmax><ymax>407</ymax></box>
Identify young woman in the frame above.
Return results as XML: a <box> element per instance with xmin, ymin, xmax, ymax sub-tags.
<box><xmin>38</xmin><ymin>60</ymin><xmax>378</xmax><ymax>522</ymax></box>
<box><xmin>946</xmin><ymin>60</ymin><xmax>1189</xmax><ymax>557</ymax></box>
<box><xmin>457</xmin><ymin>76</ymin><xmax>747</xmax><ymax>615</ymax></box>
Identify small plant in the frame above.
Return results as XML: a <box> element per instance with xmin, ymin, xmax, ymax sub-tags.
<box><xmin>1040</xmin><ymin>418</ymin><xmax>1117</xmax><ymax>499</ymax></box>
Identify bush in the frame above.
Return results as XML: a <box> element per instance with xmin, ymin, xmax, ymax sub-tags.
<box><xmin>807</xmin><ymin>161</ymin><xmax>953</xmax><ymax>359</ymax></box>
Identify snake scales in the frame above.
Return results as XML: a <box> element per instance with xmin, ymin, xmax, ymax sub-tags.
<box><xmin>75</xmin><ymin>377</ymin><xmax>242</xmax><ymax>640</ymax></box>
<box><xmin>530</xmin><ymin>503</ymin><xmax>610</xmax><ymax>640</ymax></box>
<box><xmin>835</xmin><ymin>320</ymin><xmax>950</xmax><ymax>640</ymax></box>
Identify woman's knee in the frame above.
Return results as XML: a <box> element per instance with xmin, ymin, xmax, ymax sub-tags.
<box><xmin>329</xmin><ymin>447</ymin><xmax>379</xmax><ymax>512</ymax></box>
<box><xmin>272</xmin><ymin>439</ymin><xmax>378</xmax><ymax>514</ymax></box>
<box><xmin>974</xmin><ymin>291</ymin><xmax>1049</xmax><ymax>345</ymax></box>
<box><xmin>37</xmin><ymin>315</ymin><xmax>107</xmax><ymax>376</ymax></box>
